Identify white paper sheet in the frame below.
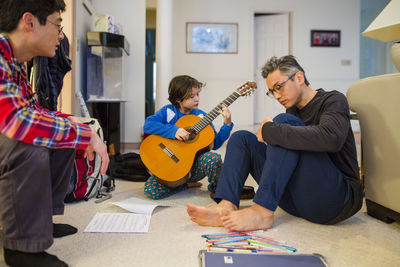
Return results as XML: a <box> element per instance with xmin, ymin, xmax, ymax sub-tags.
<box><xmin>84</xmin><ymin>213</ymin><xmax>151</xmax><ymax>233</ymax></box>
<box><xmin>85</xmin><ymin>197</ymin><xmax>170</xmax><ymax>233</ymax></box>
<box><xmin>112</xmin><ymin>197</ymin><xmax>169</xmax><ymax>214</ymax></box>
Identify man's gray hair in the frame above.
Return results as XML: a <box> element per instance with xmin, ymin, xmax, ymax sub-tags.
<box><xmin>261</xmin><ymin>55</ymin><xmax>310</xmax><ymax>86</ymax></box>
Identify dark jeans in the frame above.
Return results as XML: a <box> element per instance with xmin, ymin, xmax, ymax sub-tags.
<box><xmin>0</xmin><ymin>134</ymin><xmax>75</xmax><ymax>252</ymax></box>
<box><xmin>214</xmin><ymin>113</ymin><xmax>350</xmax><ymax>224</ymax></box>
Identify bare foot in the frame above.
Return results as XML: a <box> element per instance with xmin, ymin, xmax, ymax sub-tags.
<box><xmin>187</xmin><ymin>200</ymin><xmax>237</xmax><ymax>227</ymax></box>
<box><xmin>220</xmin><ymin>203</ymin><xmax>274</xmax><ymax>231</ymax></box>
<box><xmin>187</xmin><ymin>182</ymin><xmax>202</xmax><ymax>188</ymax></box>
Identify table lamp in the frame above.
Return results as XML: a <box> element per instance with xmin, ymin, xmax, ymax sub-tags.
<box><xmin>362</xmin><ymin>0</ymin><xmax>400</xmax><ymax>71</ymax></box>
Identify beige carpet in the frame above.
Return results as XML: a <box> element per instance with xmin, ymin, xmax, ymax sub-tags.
<box><xmin>1</xmin><ymin>138</ymin><xmax>400</xmax><ymax>267</ymax></box>
<box><xmin>1</xmin><ymin>177</ymin><xmax>399</xmax><ymax>267</ymax></box>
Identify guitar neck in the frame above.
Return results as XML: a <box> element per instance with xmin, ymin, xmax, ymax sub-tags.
<box><xmin>190</xmin><ymin>91</ymin><xmax>241</xmax><ymax>134</ymax></box>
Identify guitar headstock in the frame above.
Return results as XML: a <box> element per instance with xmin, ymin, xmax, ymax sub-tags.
<box><xmin>237</xmin><ymin>81</ymin><xmax>257</xmax><ymax>96</ymax></box>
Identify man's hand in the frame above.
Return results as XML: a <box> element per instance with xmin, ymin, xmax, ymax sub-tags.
<box><xmin>86</xmin><ymin>130</ymin><xmax>109</xmax><ymax>175</ymax></box>
<box><xmin>175</xmin><ymin>127</ymin><xmax>190</xmax><ymax>141</ymax></box>
<box><xmin>256</xmin><ymin>116</ymin><xmax>273</xmax><ymax>143</ymax></box>
<box><xmin>218</xmin><ymin>104</ymin><xmax>232</xmax><ymax>126</ymax></box>
<box><xmin>67</xmin><ymin>116</ymin><xmax>109</xmax><ymax>174</ymax></box>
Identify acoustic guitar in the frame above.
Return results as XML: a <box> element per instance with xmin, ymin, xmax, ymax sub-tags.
<box><xmin>140</xmin><ymin>82</ymin><xmax>257</xmax><ymax>187</ymax></box>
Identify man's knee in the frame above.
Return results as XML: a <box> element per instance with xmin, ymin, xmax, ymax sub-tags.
<box><xmin>273</xmin><ymin>113</ymin><xmax>304</xmax><ymax>126</ymax></box>
<box><xmin>14</xmin><ymin>142</ymin><xmax>49</xmax><ymax>170</ymax></box>
<box><xmin>229</xmin><ymin>130</ymin><xmax>254</xmax><ymax>144</ymax></box>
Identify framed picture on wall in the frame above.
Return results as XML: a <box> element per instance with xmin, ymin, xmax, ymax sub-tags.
<box><xmin>186</xmin><ymin>22</ymin><xmax>238</xmax><ymax>54</ymax></box>
<box><xmin>311</xmin><ymin>30</ymin><xmax>341</xmax><ymax>47</ymax></box>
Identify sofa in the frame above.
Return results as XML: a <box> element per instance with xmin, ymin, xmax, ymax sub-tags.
<box><xmin>346</xmin><ymin>43</ymin><xmax>400</xmax><ymax>223</ymax></box>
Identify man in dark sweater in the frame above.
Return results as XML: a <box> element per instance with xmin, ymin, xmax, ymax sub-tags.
<box><xmin>187</xmin><ymin>55</ymin><xmax>363</xmax><ymax>231</ymax></box>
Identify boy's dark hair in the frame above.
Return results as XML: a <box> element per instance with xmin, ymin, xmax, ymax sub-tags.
<box><xmin>168</xmin><ymin>75</ymin><xmax>204</xmax><ymax>108</ymax></box>
<box><xmin>261</xmin><ymin>55</ymin><xmax>310</xmax><ymax>86</ymax></box>
<box><xmin>0</xmin><ymin>0</ymin><xmax>66</xmax><ymax>32</ymax></box>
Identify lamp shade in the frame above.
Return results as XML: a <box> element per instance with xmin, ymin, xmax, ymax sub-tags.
<box><xmin>362</xmin><ymin>0</ymin><xmax>400</xmax><ymax>42</ymax></box>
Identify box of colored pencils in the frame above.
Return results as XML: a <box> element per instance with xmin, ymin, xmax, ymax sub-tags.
<box><xmin>201</xmin><ymin>231</ymin><xmax>296</xmax><ymax>254</ymax></box>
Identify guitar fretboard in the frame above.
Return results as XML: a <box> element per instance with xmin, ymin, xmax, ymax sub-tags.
<box><xmin>190</xmin><ymin>91</ymin><xmax>241</xmax><ymax>135</ymax></box>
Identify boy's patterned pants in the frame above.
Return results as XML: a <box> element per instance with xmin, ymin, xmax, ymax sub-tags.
<box><xmin>144</xmin><ymin>151</ymin><xmax>222</xmax><ymax>200</ymax></box>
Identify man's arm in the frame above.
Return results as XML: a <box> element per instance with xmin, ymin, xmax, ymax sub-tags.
<box><xmin>0</xmin><ymin>60</ymin><xmax>91</xmax><ymax>149</ymax></box>
<box><xmin>262</xmin><ymin>94</ymin><xmax>350</xmax><ymax>152</ymax></box>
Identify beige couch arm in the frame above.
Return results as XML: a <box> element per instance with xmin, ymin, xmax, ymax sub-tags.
<box><xmin>347</xmin><ymin>73</ymin><xmax>400</xmax><ymax>223</ymax></box>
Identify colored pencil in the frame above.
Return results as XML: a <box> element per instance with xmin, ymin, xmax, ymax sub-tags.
<box><xmin>248</xmin><ymin>239</ymin><xmax>296</xmax><ymax>252</ymax></box>
<box><xmin>201</xmin><ymin>231</ymin><xmax>296</xmax><ymax>254</ymax></box>
<box><xmin>211</xmin><ymin>236</ymin><xmax>252</xmax><ymax>245</ymax></box>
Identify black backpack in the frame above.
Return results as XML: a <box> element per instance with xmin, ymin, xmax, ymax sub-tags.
<box><xmin>108</xmin><ymin>152</ymin><xmax>150</xmax><ymax>182</ymax></box>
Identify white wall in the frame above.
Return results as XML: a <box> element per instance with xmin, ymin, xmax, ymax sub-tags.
<box><xmin>169</xmin><ymin>0</ymin><xmax>361</xmax><ymax>128</ymax></box>
<box><xmin>74</xmin><ymin>0</ymin><xmax>93</xmax><ymax>116</ymax></box>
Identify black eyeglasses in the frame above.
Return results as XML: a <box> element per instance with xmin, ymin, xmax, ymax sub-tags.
<box><xmin>266</xmin><ymin>73</ymin><xmax>296</xmax><ymax>97</ymax></box>
<box><xmin>47</xmin><ymin>19</ymin><xmax>63</xmax><ymax>35</ymax></box>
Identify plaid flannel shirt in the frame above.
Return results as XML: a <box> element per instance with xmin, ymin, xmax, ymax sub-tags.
<box><xmin>0</xmin><ymin>32</ymin><xmax>91</xmax><ymax>149</ymax></box>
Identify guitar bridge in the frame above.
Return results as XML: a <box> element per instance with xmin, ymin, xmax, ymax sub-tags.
<box><xmin>158</xmin><ymin>143</ymin><xmax>179</xmax><ymax>163</ymax></box>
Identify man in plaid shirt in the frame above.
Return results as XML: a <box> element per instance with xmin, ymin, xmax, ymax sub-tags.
<box><xmin>0</xmin><ymin>1</ymin><xmax>109</xmax><ymax>266</ymax></box>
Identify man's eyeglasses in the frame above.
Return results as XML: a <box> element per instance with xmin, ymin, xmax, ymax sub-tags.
<box><xmin>266</xmin><ymin>73</ymin><xmax>296</xmax><ymax>97</ymax></box>
<box><xmin>47</xmin><ymin>19</ymin><xmax>63</xmax><ymax>35</ymax></box>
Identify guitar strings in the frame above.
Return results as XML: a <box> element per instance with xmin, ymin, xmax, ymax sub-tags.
<box><xmin>191</xmin><ymin>91</ymin><xmax>241</xmax><ymax>134</ymax></box>
<box><xmin>163</xmin><ymin>83</ymin><xmax>254</xmax><ymax>157</ymax></box>
<box><xmin>162</xmin><ymin>92</ymin><xmax>240</xmax><ymax>159</ymax></box>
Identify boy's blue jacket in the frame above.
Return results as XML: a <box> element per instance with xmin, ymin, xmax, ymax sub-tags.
<box><xmin>143</xmin><ymin>104</ymin><xmax>233</xmax><ymax>150</ymax></box>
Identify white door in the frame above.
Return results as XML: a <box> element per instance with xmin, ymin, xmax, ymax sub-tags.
<box><xmin>254</xmin><ymin>14</ymin><xmax>289</xmax><ymax>123</ymax></box>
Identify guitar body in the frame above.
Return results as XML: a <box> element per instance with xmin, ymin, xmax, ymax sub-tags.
<box><xmin>140</xmin><ymin>114</ymin><xmax>215</xmax><ymax>187</ymax></box>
